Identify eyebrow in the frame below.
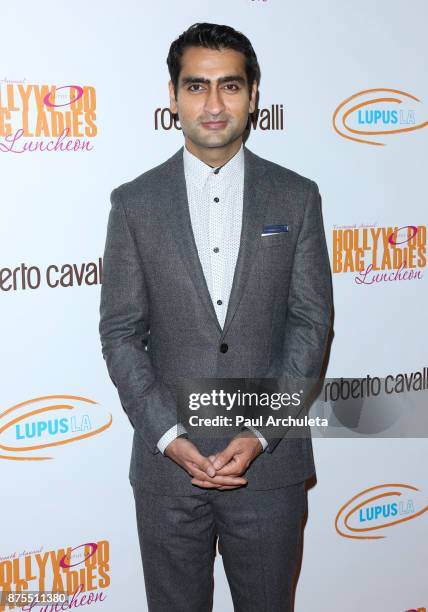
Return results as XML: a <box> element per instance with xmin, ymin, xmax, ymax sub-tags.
<box><xmin>180</xmin><ymin>75</ymin><xmax>246</xmax><ymax>86</ymax></box>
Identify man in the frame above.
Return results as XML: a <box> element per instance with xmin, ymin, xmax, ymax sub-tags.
<box><xmin>99</xmin><ymin>22</ymin><xmax>332</xmax><ymax>612</ymax></box>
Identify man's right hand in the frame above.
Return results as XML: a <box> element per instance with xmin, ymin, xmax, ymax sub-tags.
<box><xmin>164</xmin><ymin>438</ymin><xmax>248</xmax><ymax>490</ymax></box>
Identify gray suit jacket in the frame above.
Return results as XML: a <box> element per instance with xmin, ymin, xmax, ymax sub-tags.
<box><xmin>99</xmin><ymin>145</ymin><xmax>333</xmax><ymax>495</ymax></box>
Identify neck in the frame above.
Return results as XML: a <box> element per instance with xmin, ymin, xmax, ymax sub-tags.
<box><xmin>184</xmin><ymin>137</ymin><xmax>243</xmax><ymax>168</ymax></box>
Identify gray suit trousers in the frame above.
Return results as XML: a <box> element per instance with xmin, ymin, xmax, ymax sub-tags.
<box><xmin>131</xmin><ymin>481</ymin><xmax>307</xmax><ymax>612</ymax></box>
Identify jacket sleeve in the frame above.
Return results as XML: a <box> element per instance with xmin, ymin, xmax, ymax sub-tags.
<box><xmin>262</xmin><ymin>180</ymin><xmax>333</xmax><ymax>454</ymax></box>
<box><xmin>99</xmin><ymin>187</ymin><xmax>182</xmax><ymax>454</ymax></box>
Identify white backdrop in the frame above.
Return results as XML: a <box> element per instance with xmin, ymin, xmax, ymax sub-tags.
<box><xmin>1</xmin><ymin>1</ymin><xmax>427</xmax><ymax>611</ymax></box>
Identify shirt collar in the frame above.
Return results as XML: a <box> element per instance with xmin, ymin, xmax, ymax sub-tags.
<box><xmin>183</xmin><ymin>142</ymin><xmax>244</xmax><ymax>187</ymax></box>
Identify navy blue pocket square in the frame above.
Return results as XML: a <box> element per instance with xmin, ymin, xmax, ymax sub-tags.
<box><xmin>261</xmin><ymin>224</ymin><xmax>289</xmax><ymax>236</ymax></box>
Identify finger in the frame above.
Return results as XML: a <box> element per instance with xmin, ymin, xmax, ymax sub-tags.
<box><xmin>212</xmin><ymin>447</ymin><xmax>236</xmax><ymax>470</ymax></box>
<box><xmin>191</xmin><ymin>479</ymin><xmax>220</xmax><ymax>489</ymax></box>
<box><xmin>187</xmin><ymin>449</ymin><xmax>216</xmax><ymax>477</ymax></box>
<box><xmin>190</xmin><ymin>472</ymin><xmax>247</xmax><ymax>486</ymax></box>
<box><xmin>189</xmin><ymin>465</ymin><xmax>247</xmax><ymax>485</ymax></box>
<box><xmin>214</xmin><ymin>457</ymin><xmax>247</xmax><ymax>476</ymax></box>
<box><xmin>191</xmin><ymin>478</ymin><xmax>246</xmax><ymax>490</ymax></box>
<box><xmin>191</xmin><ymin>479</ymin><xmax>247</xmax><ymax>490</ymax></box>
<box><xmin>188</xmin><ymin>463</ymin><xmax>245</xmax><ymax>485</ymax></box>
<box><xmin>187</xmin><ymin>463</ymin><xmax>213</xmax><ymax>480</ymax></box>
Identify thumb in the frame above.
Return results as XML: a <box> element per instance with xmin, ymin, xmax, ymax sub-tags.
<box><xmin>212</xmin><ymin>447</ymin><xmax>235</xmax><ymax>470</ymax></box>
<box><xmin>189</xmin><ymin>449</ymin><xmax>216</xmax><ymax>477</ymax></box>
<box><xmin>199</xmin><ymin>456</ymin><xmax>216</xmax><ymax>478</ymax></box>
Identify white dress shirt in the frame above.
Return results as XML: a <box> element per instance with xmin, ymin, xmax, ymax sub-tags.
<box><xmin>156</xmin><ymin>144</ymin><xmax>268</xmax><ymax>454</ymax></box>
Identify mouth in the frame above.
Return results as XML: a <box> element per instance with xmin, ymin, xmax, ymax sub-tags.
<box><xmin>201</xmin><ymin>120</ymin><xmax>228</xmax><ymax>130</ymax></box>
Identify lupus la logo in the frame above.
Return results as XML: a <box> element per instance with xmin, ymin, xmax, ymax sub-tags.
<box><xmin>0</xmin><ymin>395</ymin><xmax>112</xmax><ymax>460</ymax></box>
<box><xmin>0</xmin><ymin>83</ymin><xmax>97</xmax><ymax>153</ymax></box>
<box><xmin>333</xmin><ymin>88</ymin><xmax>428</xmax><ymax>145</ymax></box>
<box><xmin>332</xmin><ymin>224</ymin><xmax>426</xmax><ymax>285</ymax></box>
<box><xmin>335</xmin><ymin>484</ymin><xmax>428</xmax><ymax>540</ymax></box>
<box><xmin>405</xmin><ymin>608</ymin><xmax>426</xmax><ymax>612</ymax></box>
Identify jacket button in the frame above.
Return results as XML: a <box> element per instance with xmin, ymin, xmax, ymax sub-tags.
<box><xmin>220</xmin><ymin>343</ymin><xmax>228</xmax><ymax>353</ymax></box>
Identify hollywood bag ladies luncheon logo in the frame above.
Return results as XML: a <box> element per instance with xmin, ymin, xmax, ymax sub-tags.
<box><xmin>0</xmin><ymin>82</ymin><xmax>97</xmax><ymax>153</ymax></box>
<box><xmin>332</xmin><ymin>224</ymin><xmax>426</xmax><ymax>285</ymax></box>
<box><xmin>0</xmin><ymin>540</ymin><xmax>110</xmax><ymax>611</ymax></box>
<box><xmin>332</xmin><ymin>88</ymin><xmax>427</xmax><ymax>145</ymax></box>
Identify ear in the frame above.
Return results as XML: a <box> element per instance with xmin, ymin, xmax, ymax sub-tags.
<box><xmin>168</xmin><ymin>80</ymin><xmax>178</xmax><ymax>114</ymax></box>
<box><xmin>249</xmin><ymin>80</ymin><xmax>258</xmax><ymax>114</ymax></box>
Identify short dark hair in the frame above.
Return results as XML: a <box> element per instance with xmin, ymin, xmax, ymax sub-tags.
<box><xmin>167</xmin><ymin>22</ymin><xmax>261</xmax><ymax>99</ymax></box>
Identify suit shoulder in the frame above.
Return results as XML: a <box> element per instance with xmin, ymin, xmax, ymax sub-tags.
<box><xmin>109</xmin><ymin>149</ymin><xmax>182</xmax><ymax>207</ymax></box>
<box><xmin>248</xmin><ymin>148</ymin><xmax>317</xmax><ymax>193</ymax></box>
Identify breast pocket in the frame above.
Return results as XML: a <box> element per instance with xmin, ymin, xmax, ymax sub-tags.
<box><xmin>260</xmin><ymin>232</ymin><xmax>288</xmax><ymax>248</ymax></box>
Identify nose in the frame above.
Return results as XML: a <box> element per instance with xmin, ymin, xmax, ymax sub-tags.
<box><xmin>203</xmin><ymin>87</ymin><xmax>226</xmax><ymax>117</ymax></box>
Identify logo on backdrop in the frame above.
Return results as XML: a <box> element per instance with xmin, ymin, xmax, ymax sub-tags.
<box><xmin>335</xmin><ymin>484</ymin><xmax>428</xmax><ymax>540</ymax></box>
<box><xmin>154</xmin><ymin>104</ymin><xmax>284</xmax><ymax>131</ymax></box>
<box><xmin>0</xmin><ymin>258</ymin><xmax>103</xmax><ymax>292</ymax></box>
<box><xmin>0</xmin><ymin>540</ymin><xmax>110</xmax><ymax>611</ymax></box>
<box><xmin>332</xmin><ymin>224</ymin><xmax>426</xmax><ymax>285</ymax></box>
<box><xmin>0</xmin><ymin>81</ymin><xmax>97</xmax><ymax>153</ymax></box>
<box><xmin>333</xmin><ymin>88</ymin><xmax>428</xmax><ymax>145</ymax></box>
<box><xmin>404</xmin><ymin>608</ymin><xmax>426</xmax><ymax>612</ymax></box>
<box><xmin>0</xmin><ymin>395</ymin><xmax>112</xmax><ymax>460</ymax></box>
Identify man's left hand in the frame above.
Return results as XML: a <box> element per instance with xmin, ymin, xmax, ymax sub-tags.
<box><xmin>190</xmin><ymin>432</ymin><xmax>263</xmax><ymax>489</ymax></box>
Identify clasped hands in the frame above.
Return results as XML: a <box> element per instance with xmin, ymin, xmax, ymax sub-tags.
<box><xmin>164</xmin><ymin>432</ymin><xmax>263</xmax><ymax>490</ymax></box>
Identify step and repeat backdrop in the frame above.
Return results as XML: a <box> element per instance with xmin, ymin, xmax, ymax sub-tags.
<box><xmin>1</xmin><ymin>1</ymin><xmax>427</xmax><ymax>611</ymax></box>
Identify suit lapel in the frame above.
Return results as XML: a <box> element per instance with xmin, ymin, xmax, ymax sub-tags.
<box><xmin>164</xmin><ymin>145</ymin><xmax>271</xmax><ymax>337</ymax></box>
<box><xmin>221</xmin><ymin>147</ymin><xmax>270</xmax><ymax>338</ymax></box>
<box><xmin>165</xmin><ymin>148</ymin><xmax>223</xmax><ymax>333</ymax></box>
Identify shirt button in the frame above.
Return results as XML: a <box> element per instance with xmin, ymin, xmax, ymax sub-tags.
<box><xmin>220</xmin><ymin>343</ymin><xmax>228</xmax><ymax>353</ymax></box>
<box><xmin>213</xmin><ymin>197</ymin><xmax>219</xmax><ymax>203</ymax></box>
<box><xmin>213</xmin><ymin>247</ymin><xmax>219</xmax><ymax>253</ymax></box>
<box><xmin>217</xmin><ymin>299</ymin><xmax>223</xmax><ymax>305</ymax></box>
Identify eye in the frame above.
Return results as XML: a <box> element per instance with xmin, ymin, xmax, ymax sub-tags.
<box><xmin>188</xmin><ymin>84</ymin><xmax>205</xmax><ymax>92</ymax></box>
<box><xmin>223</xmin><ymin>83</ymin><xmax>240</xmax><ymax>91</ymax></box>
